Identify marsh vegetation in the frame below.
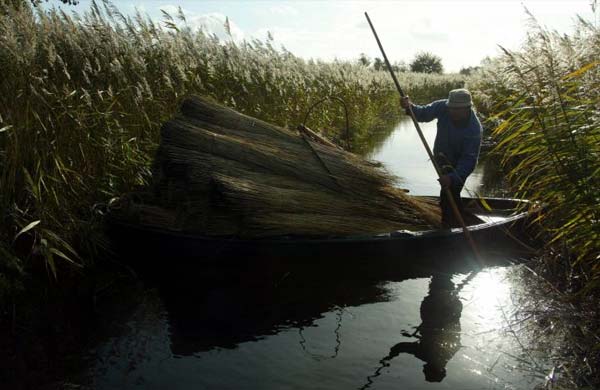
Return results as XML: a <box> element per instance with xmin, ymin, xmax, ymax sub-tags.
<box><xmin>468</xmin><ymin>11</ymin><xmax>599</xmax><ymax>387</ymax></box>
<box><xmin>0</xmin><ymin>0</ymin><xmax>598</xmax><ymax>388</ymax></box>
<box><xmin>0</xmin><ymin>1</ymin><xmax>465</xmax><ymax>292</ymax></box>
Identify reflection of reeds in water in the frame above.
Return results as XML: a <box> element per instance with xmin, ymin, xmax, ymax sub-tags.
<box><xmin>162</xmin><ymin>264</ymin><xmax>393</xmax><ymax>356</ymax></box>
<box><xmin>298</xmin><ymin>306</ymin><xmax>346</xmax><ymax>361</ymax></box>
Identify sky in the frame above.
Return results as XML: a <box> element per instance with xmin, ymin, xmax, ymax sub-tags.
<box><xmin>47</xmin><ymin>0</ymin><xmax>597</xmax><ymax>73</ymax></box>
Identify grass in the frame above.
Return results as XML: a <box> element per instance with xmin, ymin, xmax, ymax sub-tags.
<box><xmin>0</xmin><ymin>1</ymin><xmax>466</xmax><ymax>292</ymax></box>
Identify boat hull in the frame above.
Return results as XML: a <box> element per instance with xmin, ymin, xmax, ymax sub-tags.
<box><xmin>106</xmin><ymin>197</ymin><xmax>536</xmax><ymax>265</ymax></box>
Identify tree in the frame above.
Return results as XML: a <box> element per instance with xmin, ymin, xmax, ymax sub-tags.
<box><xmin>358</xmin><ymin>53</ymin><xmax>371</xmax><ymax>67</ymax></box>
<box><xmin>392</xmin><ymin>61</ymin><xmax>408</xmax><ymax>73</ymax></box>
<box><xmin>373</xmin><ymin>57</ymin><xmax>384</xmax><ymax>71</ymax></box>
<box><xmin>459</xmin><ymin>66</ymin><xmax>481</xmax><ymax>76</ymax></box>
<box><xmin>410</xmin><ymin>52</ymin><xmax>444</xmax><ymax>74</ymax></box>
<box><xmin>371</xmin><ymin>58</ymin><xmax>407</xmax><ymax>73</ymax></box>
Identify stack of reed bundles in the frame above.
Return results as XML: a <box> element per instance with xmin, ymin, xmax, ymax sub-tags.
<box><xmin>125</xmin><ymin>95</ymin><xmax>441</xmax><ymax>237</ymax></box>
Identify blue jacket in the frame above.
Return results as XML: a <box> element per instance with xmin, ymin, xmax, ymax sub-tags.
<box><xmin>410</xmin><ymin>99</ymin><xmax>482</xmax><ymax>187</ymax></box>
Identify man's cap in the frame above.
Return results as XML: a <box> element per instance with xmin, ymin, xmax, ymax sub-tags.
<box><xmin>446</xmin><ymin>89</ymin><xmax>472</xmax><ymax>109</ymax></box>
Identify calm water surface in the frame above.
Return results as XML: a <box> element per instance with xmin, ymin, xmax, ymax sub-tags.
<box><xmin>87</xmin><ymin>119</ymin><xmax>542</xmax><ymax>389</ymax></box>
<box><xmin>365</xmin><ymin>119</ymin><xmax>488</xmax><ymax>196</ymax></box>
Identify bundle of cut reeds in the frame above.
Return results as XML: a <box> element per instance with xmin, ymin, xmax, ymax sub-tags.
<box><xmin>128</xmin><ymin>95</ymin><xmax>441</xmax><ymax>237</ymax></box>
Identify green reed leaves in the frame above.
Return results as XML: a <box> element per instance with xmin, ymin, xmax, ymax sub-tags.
<box><xmin>468</xmin><ymin>15</ymin><xmax>600</xmax><ymax>384</ymax></box>
<box><xmin>470</xmin><ymin>14</ymin><xmax>599</xmax><ymax>273</ymax></box>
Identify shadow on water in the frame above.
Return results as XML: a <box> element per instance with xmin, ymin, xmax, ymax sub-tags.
<box><xmin>88</xmin><ymin>243</ymin><xmax>543</xmax><ymax>390</ymax></box>
<box><xmin>140</xmin><ymin>248</ymin><xmax>508</xmax><ymax>361</ymax></box>
<box><xmin>161</xmin><ymin>263</ymin><xmax>392</xmax><ymax>357</ymax></box>
<box><xmin>88</xmin><ymin>118</ymin><xmax>544</xmax><ymax>389</ymax></box>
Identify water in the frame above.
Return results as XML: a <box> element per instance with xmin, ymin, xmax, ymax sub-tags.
<box><xmin>85</xmin><ymin>119</ymin><xmax>542</xmax><ymax>389</ymax></box>
<box><xmin>365</xmin><ymin>119</ymin><xmax>487</xmax><ymax>196</ymax></box>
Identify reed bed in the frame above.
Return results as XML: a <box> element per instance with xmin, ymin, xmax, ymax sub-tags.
<box><xmin>470</xmin><ymin>12</ymin><xmax>599</xmax><ymax>275</ymax></box>
<box><xmin>469</xmin><ymin>10</ymin><xmax>599</xmax><ymax>388</ymax></box>
<box><xmin>0</xmin><ymin>0</ymin><xmax>464</xmax><ymax>288</ymax></box>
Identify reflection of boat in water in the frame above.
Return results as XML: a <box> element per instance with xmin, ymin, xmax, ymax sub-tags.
<box><xmin>107</xmin><ymin>196</ymin><xmax>536</xmax><ymax>261</ymax></box>
<box><xmin>151</xmin><ymin>252</ymin><xmax>507</xmax><ymax>358</ymax></box>
<box><xmin>91</xmin><ymin>237</ymin><xmax>534</xmax><ymax>389</ymax></box>
<box><xmin>162</xmin><ymin>264</ymin><xmax>393</xmax><ymax>356</ymax></box>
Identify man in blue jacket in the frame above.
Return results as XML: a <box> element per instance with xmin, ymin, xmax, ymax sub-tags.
<box><xmin>400</xmin><ymin>89</ymin><xmax>482</xmax><ymax>228</ymax></box>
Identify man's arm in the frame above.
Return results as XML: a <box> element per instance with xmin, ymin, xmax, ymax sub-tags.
<box><xmin>401</xmin><ymin>99</ymin><xmax>445</xmax><ymax>123</ymax></box>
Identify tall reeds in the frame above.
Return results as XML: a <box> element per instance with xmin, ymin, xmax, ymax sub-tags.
<box><xmin>470</xmin><ymin>13</ymin><xmax>599</xmax><ymax>289</ymax></box>
<box><xmin>0</xmin><ymin>1</ymin><xmax>465</xmax><ymax>286</ymax></box>
<box><xmin>468</xmin><ymin>14</ymin><xmax>599</xmax><ymax>384</ymax></box>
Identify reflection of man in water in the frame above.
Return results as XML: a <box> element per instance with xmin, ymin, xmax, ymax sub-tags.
<box><xmin>361</xmin><ymin>274</ymin><xmax>462</xmax><ymax>387</ymax></box>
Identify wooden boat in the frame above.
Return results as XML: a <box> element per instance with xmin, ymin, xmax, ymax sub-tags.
<box><xmin>105</xmin><ymin>196</ymin><xmax>538</xmax><ymax>263</ymax></box>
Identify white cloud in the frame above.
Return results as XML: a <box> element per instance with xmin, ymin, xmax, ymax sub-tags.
<box><xmin>156</xmin><ymin>5</ymin><xmax>245</xmax><ymax>42</ymax></box>
<box><xmin>189</xmin><ymin>13</ymin><xmax>244</xmax><ymax>42</ymax></box>
<box><xmin>246</xmin><ymin>0</ymin><xmax>594</xmax><ymax>72</ymax></box>
<box><xmin>253</xmin><ymin>26</ymin><xmax>313</xmax><ymax>45</ymax></box>
<box><xmin>268</xmin><ymin>4</ymin><xmax>298</xmax><ymax>17</ymax></box>
<box><xmin>158</xmin><ymin>4</ymin><xmax>180</xmax><ymax>15</ymax></box>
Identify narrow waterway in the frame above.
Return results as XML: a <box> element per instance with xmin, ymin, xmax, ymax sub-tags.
<box><xmin>83</xmin><ymin>119</ymin><xmax>543</xmax><ymax>389</ymax></box>
<box><xmin>365</xmin><ymin>118</ymin><xmax>488</xmax><ymax>196</ymax></box>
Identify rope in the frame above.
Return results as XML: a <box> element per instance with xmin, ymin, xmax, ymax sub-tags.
<box><xmin>298</xmin><ymin>127</ymin><xmax>343</xmax><ymax>192</ymax></box>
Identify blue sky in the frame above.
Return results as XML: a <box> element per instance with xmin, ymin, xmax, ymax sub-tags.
<box><xmin>47</xmin><ymin>1</ymin><xmax>596</xmax><ymax>72</ymax></box>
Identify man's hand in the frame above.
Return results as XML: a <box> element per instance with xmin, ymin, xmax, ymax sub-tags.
<box><xmin>400</xmin><ymin>96</ymin><xmax>411</xmax><ymax>109</ymax></box>
<box><xmin>438</xmin><ymin>174</ymin><xmax>452</xmax><ymax>189</ymax></box>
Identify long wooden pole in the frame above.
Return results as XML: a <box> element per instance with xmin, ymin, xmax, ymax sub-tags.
<box><xmin>364</xmin><ymin>12</ymin><xmax>482</xmax><ymax>262</ymax></box>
